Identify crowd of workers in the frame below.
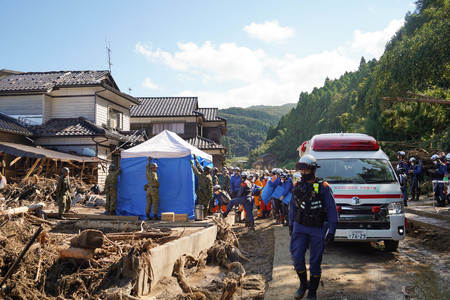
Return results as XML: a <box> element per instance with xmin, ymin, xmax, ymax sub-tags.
<box><xmin>52</xmin><ymin>150</ymin><xmax>448</xmax><ymax>299</ymax></box>
<box><xmin>396</xmin><ymin>151</ymin><xmax>450</xmax><ymax>207</ymax></box>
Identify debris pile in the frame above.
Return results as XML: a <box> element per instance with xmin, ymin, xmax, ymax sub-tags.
<box><xmin>0</xmin><ymin>211</ymin><xmax>176</xmax><ymax>299</ymax></box>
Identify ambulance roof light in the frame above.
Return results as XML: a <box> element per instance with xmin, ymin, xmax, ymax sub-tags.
<box><xmin>311</xmin><ymin>134</ymin><xmax>380</xmax><ymax>151</ymax></box>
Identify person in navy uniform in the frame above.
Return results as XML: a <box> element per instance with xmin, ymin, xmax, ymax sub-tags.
<box><xmin>408</xmin><ymin>157</ymin><xmax>422</xmax><ymax>201</ymax></box>
<box><xmin>289</xmin><ymin>155</ymin><xmax>338</xmax><ymax>300</ymax></box>
<box><xmin>429</xmin><ymin>154</ymin><xmax>447</xmax><ymax>207</ymax></box>
<box><xmin>222</xmin><ymin>171</ymin><xmax>255</xmax><ymax>230</ymax></box>
<box><xmin>396</xmin><ymin>151</ymin><xmax>409</xmax><ymax>206</ymax></box>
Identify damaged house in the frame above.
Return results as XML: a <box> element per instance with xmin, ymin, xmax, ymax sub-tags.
<box><xmin>0</xmin><ymin>69</ymin><xmax>144</xmax><ymax>184</ymax></box>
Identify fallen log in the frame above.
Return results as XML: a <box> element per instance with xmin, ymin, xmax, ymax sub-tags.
<box><xmin>57</xmin><ymin>245</ymin><xmax>95</xmax><ymax>259</ymax></box>
<box><xmin>1</xmin><ymin>202</ymin><xmax>46</xmax><ymax>217</ymax></box>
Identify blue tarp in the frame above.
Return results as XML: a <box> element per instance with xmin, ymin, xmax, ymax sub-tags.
<box><xmin>261</xmin><ymin>184</ymin><xmax>275</xmax><ymax>205</ymax></box>
<box><xmin>116</xmin><ymin>154</ymin><xmax>211</xmax><ymax>219</ymax></box>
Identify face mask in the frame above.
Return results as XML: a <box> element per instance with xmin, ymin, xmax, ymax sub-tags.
<box><xmin>281</xmin><ymin>179</ymin><xmax>285</xmax><ymax>183</ymax></box>
<box><xmin>411</xmin><ymin>163</ymin><xmax>414</xmax><ymax>166</ymax></box>
<box><xmin>433</xmin><ymin>161</ymin><xmax>438</xmax><ymax>165</ymax></box>
<box><xmin>264</xmin><ymin>176</ymin><xmax>268</xmax><ymax>179</ymax></box>
<box><xmin>302</xmin><ymin>172</ymin><xmax>315</xmax><ymax>181</ymax></box>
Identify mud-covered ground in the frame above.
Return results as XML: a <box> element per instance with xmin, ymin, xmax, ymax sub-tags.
<box><xmin>150</xmin><ymin>213</ymin><xmax>449</xmax><ymax>300</ymax></box>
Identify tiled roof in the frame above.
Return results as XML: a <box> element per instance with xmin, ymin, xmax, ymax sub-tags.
<box><xmin>0</xmin><ymin>112</ymin><xmax>33</xmax><ymax>136</ymax></box>
<box><xmin>195</xmin><ymin>108</ymin><xmax>226</xmax><ymax>122</ymax></box>
<box><xmin>0</xmin><ymin>70</ymin><xmax>112</xmax><ymax>92</ymax></box>
<box><xmin>32</xmin><ymin>117</ymin><xmax>140</xmax><ymax>143</ymax></box>
<box><xmin>186</xmin><ymin>136</ymin><xmax>225</xmax><ymax>150</ymax></box>
<box><xmin>131</xmin><ymin>97</ymin><xmax>198</xmax><ymax>117</ymax></box>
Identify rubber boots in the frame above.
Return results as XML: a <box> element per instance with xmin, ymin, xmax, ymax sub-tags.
<box><xmin>146</xmin><ymin>213</ymin><xmax>153</xmax><ymax>220</ymax></box>
<box><xmin>294</xmin><ymin>270</ymin><xmax>309</xmax><ymax>299</ymax></box>
<box><xmin>306</xmin><ymin>274</ymin><xmax>321</xmax><ymax>300</ymax></box>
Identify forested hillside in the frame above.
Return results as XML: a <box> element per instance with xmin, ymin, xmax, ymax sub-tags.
<box><xmin>250</xmin><ymin>0</ymin><xmax>449</xmax><ymax>166</ymax></box>
<box><xmin>220</xmin><ymin>103</ymin><xmax>296</xmax><ymax>157</ymax></box>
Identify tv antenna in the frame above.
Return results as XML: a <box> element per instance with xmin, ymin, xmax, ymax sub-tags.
<box><xmin>128</xmin><ymin>87</ymin><xmax>132</xmax><ymax>94</ymax></box>
<box><xmin>106</xmin><ymin>38</ymin><xmax>112</xmax><ymax>73</ymax></box>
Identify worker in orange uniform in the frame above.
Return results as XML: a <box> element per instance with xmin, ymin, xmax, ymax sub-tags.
<box><xmin>253</xmin><ymin>173</ymin><xmax>264</xmax><ymax>219</ymax></box>
<box><xmin>260</xmin><ymin>170</ymin><xmax>272</xmax><ymax>218</ymax></box>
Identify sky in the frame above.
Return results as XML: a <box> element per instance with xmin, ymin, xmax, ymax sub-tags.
<box><xmin>1</xmin><ymin>0</ymin><xmax>415</xmax><ymax>108</ymax></box>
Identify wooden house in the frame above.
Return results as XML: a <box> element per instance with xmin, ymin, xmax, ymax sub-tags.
<box><xmin>0</xmin><ymin>70</ymin><xmax>143</xmax><ymax>185</ymax></box>
<box><xmin>130</xmin><ymin>97</ymin><xmax>227</xmax><ymax>168</ymax></box>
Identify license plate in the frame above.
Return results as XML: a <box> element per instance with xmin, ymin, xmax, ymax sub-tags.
<box><xmin>347</xmin><ymin>230</ymin><xmax>367</xmax><ymax>240</ymax></box>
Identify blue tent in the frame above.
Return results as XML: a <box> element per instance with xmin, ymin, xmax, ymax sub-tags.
<box><xmin>117</xmin><ymin>130</ymin><xmax>213</xmax><ymax>219</ymax></box>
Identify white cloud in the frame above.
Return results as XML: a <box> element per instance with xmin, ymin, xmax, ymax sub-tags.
<box><xmin>243</xmin><ymin>20</ymin><xmax>295</xmax><ymax>43</ymax></box>
<box><xmin>136</xmin><ymin>18</ymin><xmax>403</xmax><ymax>108</ymax></box>
<box><xmin>142</xmin><ymin>78</ymin><xmax>158</xmax><ymax>90</ymax></box>
<box><xmin>136</xmin><ymin>41</ymin><xmax>266</xmax><ymax>82</ymax></box>
<box><xmin>350</xmin><ymin>19</ymin><xmax>404</xmax><ymax>58</ymax></box>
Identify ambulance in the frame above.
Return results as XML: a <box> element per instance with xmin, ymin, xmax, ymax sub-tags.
<box><xmin>299</xmin><ymin>133</ymin><xmax>406</xmax><ymax>251</ymax></box>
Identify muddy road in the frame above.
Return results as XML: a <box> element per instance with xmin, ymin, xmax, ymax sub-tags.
<box><xmin>267</xmin><ymin>223</ymin><xmax>449</xmax><ymax>300</ymax></box>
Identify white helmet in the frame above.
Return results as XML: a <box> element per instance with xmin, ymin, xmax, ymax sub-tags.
<box><xmin>296</xmin><ymin>155</ymin><xmax>320</xmax><ymax>170</ymax></box>
<box><xmin>409</xmin><ymin>157</ymin><xmax>416</xmax><ymax>163</ymax></box>
<box><xmin>447</xmin><ymin>153</ymin><xmax>450</xmax><ymax>160</ymax></box>
<box><xmin>241</xmin><ymin>171</ymin><xmax>249</xmax><ymax>179</ymax></box>
<box><xmin>431</xmin><ymin>154</ymin><xmax>440</xmax><ymax>161</ymax></box>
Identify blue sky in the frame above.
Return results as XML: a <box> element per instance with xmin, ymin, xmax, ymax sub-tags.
<box><xmin>1</xmin><ymin>0</ymin><xmax>415</xmax><ymax>108</ymax></box>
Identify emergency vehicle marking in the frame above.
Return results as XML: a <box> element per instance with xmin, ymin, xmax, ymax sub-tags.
<box><xmin>334</xmin><ymin>194</ymin><xmax>403</xmax><ymax>199</ymax></box>
<box><xmin>333</xmin><ymin>185</ymin><xmax>378</xmax><ymax>191</ymax></box>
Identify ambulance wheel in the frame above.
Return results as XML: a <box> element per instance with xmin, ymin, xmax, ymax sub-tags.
<box><xmin>383</xmin><ymin>240</ymin><xmax>399</xmax><ymax>252</ymax></box>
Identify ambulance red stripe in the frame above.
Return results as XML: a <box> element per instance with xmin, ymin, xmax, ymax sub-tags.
<box><xmin>334</xmin><ymin>194</ymin><xmax>402</xmax><ymax>199</ymax></box>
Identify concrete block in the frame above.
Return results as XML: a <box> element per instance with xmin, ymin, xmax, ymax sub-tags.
<box><xmin>174</xmin><ymin>214</ymin><xmax>188</xmax><ymax>221</ymax></box>
<box><xmin>161</xmin><ymin>212</ymin><xmax>175</xmax><ymax>221</ymax></box>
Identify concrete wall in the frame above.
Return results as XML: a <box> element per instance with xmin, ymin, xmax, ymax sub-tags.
<box><xmin>149</xmin><ymin>225</ymin><xmax>217</xmax><ymax>289</ymax></box>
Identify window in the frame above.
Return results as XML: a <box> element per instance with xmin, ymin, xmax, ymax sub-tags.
<box><xmin>108</xmin><ymin>107</ymin><xmax>122</xmax><ymax>130</ymax></box>
<box><xmin>152</xmin><ymin>123</ymin><xmax>185</xmax><ymax>134</ymax></box>
<box><xmin>316</xmin><ymin>158</ymin><xmax>397</xmax><ymax>184</ymax></box>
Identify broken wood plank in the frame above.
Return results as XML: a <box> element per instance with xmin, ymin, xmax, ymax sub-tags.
<box><xmin>45</xmin><ymin>212</ymin><xmax>139</xmax><ymax>221</ymax></box>
<box><xmin>57</xmin><ymin>245</ymin><xmax>95</xmax><ymax>259</ymax></box>
<box><xmin>9</xmin><ymin>156</ymin><xmax>21</xmax><ymax>167</ymax></box>
<box><xmin>23</xmin><ymin>158</ymin><xmax>41</xmax><ymax>181</ymax></box>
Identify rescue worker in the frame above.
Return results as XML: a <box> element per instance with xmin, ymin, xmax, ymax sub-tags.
<box><xmin>408</xmin><ymin>157</ymin><xmax>422</xmax><ymax>201</ymax></box>
<box><xmin>289</xmin><ymin>155</ymin><xmax>338</xmax><ymax>300</ymax></box>
<box><xmin>211</xmin><ymin>185</ymin><xmax>231</xmax><ymax>213</ymax></box>
<box><xmin>104</xmin><ymin>164</ymin><xmax>122</xmax><ymax>215</ymax></box>
<box><xmin>222</xmin><ymin>171</ymin><xmax>255</xmax><ymax>230</ymax></box>
<box><xmin>230</xmin><ymin>167</ymin><xmax>242</xmax><ymax>198</ymax></box>
<box><xmin>212</xmin><ymin>167</ymin><xmax>219</xmax><ymax>186</ymax></box>
<box><xmin>267</xmin><ymin>169</ymin><xmax>282</xmax><ymax>224</ymax></box>
<box><xmin>260</xmin><ymin>170</ymin><xmax>272</xmax><ymax>218</ymax></box>
<box><xmin>145</xmin><ymin>157</ymin><xmax>160</xmax><ymax>220</ymax></box>
<box><xmin>55</xmin><ymin>167</ymin><xmax>72</xmax><ymax>219</ymax></box>
<box><xmin>218</xmin><ymin>167</ymin><xmax>231</xmax><ymax>195</ymax></box>
<box><xmin>279</xmin><ymin>172</ymin><xmax>293</xmax><ymax>226</ymax></box>
<box><xmin>191</xmin><ymin>155</ymin><xmax>213</xmax><ymax>215</ymax></box>
<box><xmin>253</xmin><ymin>173</ymin><xmax>264</xmax><ymax>219</ymax></box>
<box><xmin>396</xmin><ymin>151</ymin><xmax>409</xmax><ymax>206</ymax></box>
<box><xmin>428</xmin><ymin>154</ymin><xmax>447</xmax><ymax>207</ymax></box>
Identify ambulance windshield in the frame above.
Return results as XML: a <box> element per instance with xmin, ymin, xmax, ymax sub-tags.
<box><xmin>316</xmin><ymin>158</ymin><xmax>397</xmax><ymax>184</ymax></box>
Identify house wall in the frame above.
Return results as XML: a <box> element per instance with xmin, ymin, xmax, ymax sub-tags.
<box><xmin>130</xmin><ymin>116</ymin><xmax>198</xmax><ymax>139</ymax></box>
<box><xmin>203</xmin><ymin>127</ymin><xmax>222</xmax><ymax>144</ymax></box>
<box><xmin>0</xmin><ymin>94</ymin><xmax>44</xmax><ymax>124</ymax></box>
<box><xmin>96</xmin><ymin>97</ymin><xmax>131</xmax><ymax>131</ymax></box>
<box><xmin>43</xmin><ymin>95</ymin><xmax>53</xmax><ymax>123</ymax></box>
